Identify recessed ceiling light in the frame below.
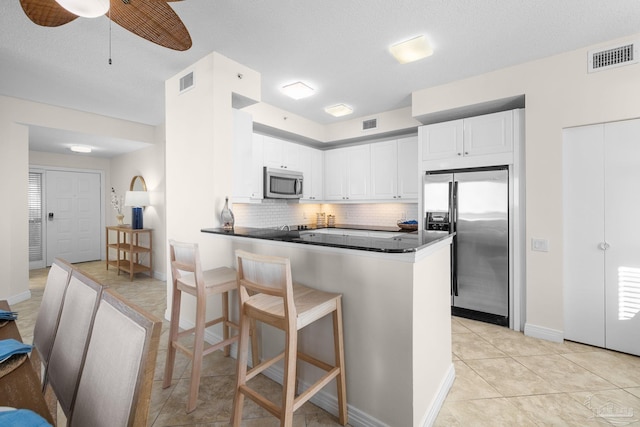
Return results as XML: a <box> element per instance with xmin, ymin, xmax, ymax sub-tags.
<box><xmin>70</xmin><ymin>145</ymin><xmax>92</xmax><ymax>153</ymax></box>
<box><xmin>389</xmin><ymin>35</ymin><xmax>433</xmax><ymax>64</ymax></box>
<box><xmin>281</xmin><ymin>81</ymin><xmax>314</xmax><ymax>100</ymax></box>
<box><xmin>324</xmin><ymin>104</ymin><xmax>353</xmax><ymax>117</ymax></box>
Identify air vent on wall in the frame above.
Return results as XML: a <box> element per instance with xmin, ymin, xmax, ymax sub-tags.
<box><xmin>179</xmin><ymin>71</ymin><xmax>194</xmax><ymax>93</ymax></box>
<box><xmin>588</xmin><ymin>42</ymin><xmax>638</xmax><ymax>73</ymax></box>
<box><xmin>362</xmin><ymin>118</ymin><xmax>378</xmax><ymax>131</ymax></box>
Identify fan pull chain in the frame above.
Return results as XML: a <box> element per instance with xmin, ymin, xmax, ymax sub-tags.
<box><xmin>108</xmin><ymin>6</ymin><xmax>112</xmax><ymax>65</ymax></box>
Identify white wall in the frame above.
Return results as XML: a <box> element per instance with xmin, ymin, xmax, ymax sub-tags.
<box><xmin>0</xmin><ymin>94</ymin><xmax>157</xmax><ymax>302</ymax></box>
<box><xmin>165</xmin><ymin>52</ymin><xmax>261</xmax><ymax>320</ymax></box>
<box><xmin>110</xmin><ymin>134</ymin><xmax>167</xmax><ymax>278</ymax></box>
<box><xmin>412</xmin><ymin>32</ymin><xmax>640</xmax><ymax>338</ymax></box>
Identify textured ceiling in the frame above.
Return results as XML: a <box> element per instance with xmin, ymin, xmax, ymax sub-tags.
<box><xmin>2</xmin><ymin>0</ymin><xmax>640</xmax><ymax>156</ymax></box>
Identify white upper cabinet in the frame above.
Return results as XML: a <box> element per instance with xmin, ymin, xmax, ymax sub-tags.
<box><xmin>371</xmin><ymin>136</ymin><xmax>419</xmax><ymax>200</ymax></box>
<box><xmin>232</xmin><ymin>109</ymin><xmax>262</xmax><ymax>202</ymax></box>
<box><xmin>370</xmin><ymin>140</ymin><xmax>397</xmax><ymax>199</ymax></box>
<box><xmin>325</xmin><ymin>145</ymin><xmax>371</xmax><ymax>201</ymax></box>
<box><xmin>421</xmin><ymin>119</ymin><xmax>464</xmax><ymax>161</ymax></box>
<box><xmin>463</xmin><ymin>111</ymin><xmax>514</xmax><ymax>156</ymax></box>
<box><xmin>420</xmin><ymin>110</ymin><xmax>515</xmax><ymax>171</ymax></box>
<box><xmin>298</xmin><ymin>145</ymin><xmax>323</xmax><ymax>201</ymax></box>
<box><xmin>397</xmin><ymin>136</ymin><xmax>419</xmax><ymax>199</ymax></box>
<box><xmin>263</xmin><ymin>135</ymin><xmax>300</xmax><ymax>170</ymax></box>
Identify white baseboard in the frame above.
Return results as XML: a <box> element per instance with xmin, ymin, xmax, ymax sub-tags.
<box><xmin>8</xmin><ymin>290</ymin><xmax>31</xmax><ymax>305</ymax></box>
<box><xmin>524</xmin><ymin>323</ymin><xmax>564</xmax><ymax>343</ymax></box>
<box><xmin>153</xmin><ymin>270</ymin><xmax>167</xmax><ymax>281</ymax></box>
<box><xmin>420</xmin><ymin>363</ymin><xmax>456</xmax><ymax>427</ymax></box>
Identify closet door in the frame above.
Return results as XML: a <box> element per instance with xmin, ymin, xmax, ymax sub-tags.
<box><xmin>604</xmin><ymin>119</ymin><xmax>640</xmax><ymax>356</ymax></box>
<box><xmin>562</xmin><ymin>125</ymin><xmax>605</xmax><ymax>347</ymax></box>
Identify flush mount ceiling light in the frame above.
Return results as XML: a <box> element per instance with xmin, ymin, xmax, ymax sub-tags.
<box><xmin>324</xmin><ymin>104</ymin><xmax>354</xmax><ymax>117</ymax></box>
<box><xmin>389</xmin><ymin>35</ymin><xmax>433</xmax><ymax>64</ymax></box>
<box><xmin>281</xmin><ymin>81</ymin><xmax>314</xmax><ymax>100</ymax></box>
<box><xmin>70</xmin><ymin>145</ymin><xmax>92</xmax><ymax>154</ymax></box>
<box><xmin>54</xmin><ymin>0</ymin><xmax>109</xmax><ymax>18</ymax></box>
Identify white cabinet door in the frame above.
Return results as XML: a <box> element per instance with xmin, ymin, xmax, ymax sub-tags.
<box><xmin>262</xmin><ymin>136</ymin><xmax>300</xmax><ymax>170</ymax></box>
<box><xmin>603</xmin><ymin>119</ymin><xmax>640</xmax><ymax>356</ymax></box>
<box><xmin>251</xmin><ymin>133</ymin><xmax>264</xmax><ymax>199</ymax></box>
<box><xmin>346</xmin><ymin>145</ymin><xmax>370</xmax><ymax>200</ymax></box>
<box><xmin>324</xmin><ymin>149</ymin><xmax>346</xmax><ymax>200</ymax></box>
<box><xmin>232</xmin><ymin>109</ymin><xmax>256</xmax><ymax>201</ymax></box>
<box><xmin>397</xmin><ymin>136</ymin><xmax>419</xmax><ymax>200</ymax></box>
<box><xmin>563</xmin><ymin>124</ymin><xmax>606</xmax><ymax>347</ymax></box>
<box><xmin>463</xmin><ymin>110</ymin><xmax>513</xmax><ymax>156</ymax></box>
<box><xmin>324</xmin><ymin>146</ymin><xmax>370</xmax><ymax>200</ymax></box>
<box><xmin>371</xmin><ymin>140</ymin><xmax>398</xmax><ymax>199</ymax></box>
<box><xmin>299</xmin><ymin>146</ymin><xmax>323</xmax><ymax>201</ymax></box>
<box><xmin>421</xmin><ymin>120</ymin><xmax>463</xmax><ymax>161</ymax></box>
<box><xmin>262</xmin><ymin>135</ymin><xmax>283</xmax><ymax>169</ymax></box>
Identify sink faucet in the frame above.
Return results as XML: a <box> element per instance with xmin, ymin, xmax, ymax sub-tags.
<box><xmin>280</xmin><ymin>225</ymin><xmax>290</xmax><ymax>231</ymax></box>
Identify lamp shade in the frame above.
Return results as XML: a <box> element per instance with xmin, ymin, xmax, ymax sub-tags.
<box><xmin>124</xmin><ymin>191</ymin><xmax>150</xmax><ymax>207</ymax></box>
<box><xmin>55</xmin><ymin>0</ymin><xmax>109</xmax><ymax>18</ymax></box>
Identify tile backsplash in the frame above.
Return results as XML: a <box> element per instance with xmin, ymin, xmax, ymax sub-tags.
<box><xmin>232</xmin><ymin>200</ymin><xmax>419</xmax><ymax>229</ymax></box>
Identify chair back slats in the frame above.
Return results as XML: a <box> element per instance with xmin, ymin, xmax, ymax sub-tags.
<box><xmin>46</xmin><ymin>268</ymin><xmax>104</xmax><ymax>416</ymax></box>
<box><xmin>70</xmin><ymin>289</ymin><xmax>161</xmax><ymax>427</ymax></box>
<box><xmin>32</xmin><ymin>258</ymin><xmax>73</xmax><ymax>373</ymax></box>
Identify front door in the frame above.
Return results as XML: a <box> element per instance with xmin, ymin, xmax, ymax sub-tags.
<box><xmin>46</xmin><ymin>170</ymin><xmax>102</xmax><ymax>265</ymax></box>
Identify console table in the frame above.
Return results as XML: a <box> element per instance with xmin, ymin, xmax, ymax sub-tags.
<box><xmin>106</xmin><ymin>226</ymin><xmax>153</xmax><ymax>280</ymax></box>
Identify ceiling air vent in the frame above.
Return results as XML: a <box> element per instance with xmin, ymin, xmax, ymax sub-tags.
<box><xmin>588</xmin><ymin>42</ymin><xmax>638</xmax><ymax>73</ymax></box>
<box><xmin>179</xmin><ymin>71</ymin><xmax>194</xmax><ymax>93</ymax></box>
<box><xmin>362</xmin><ymin>118</ymin><xmax>378</xmax><ymax>131</ymax></box>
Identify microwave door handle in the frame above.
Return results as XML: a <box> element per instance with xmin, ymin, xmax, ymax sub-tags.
<box><xmin>297</xmin><ymin>178</ymin><xmax>302</xmax><ymax>195</ymax></box>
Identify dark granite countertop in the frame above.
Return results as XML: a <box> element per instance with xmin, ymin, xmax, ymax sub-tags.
<box><xmin>201</xmin><ymin>226</ymin><xmax>451</xmax><ymax>253</ymax></box>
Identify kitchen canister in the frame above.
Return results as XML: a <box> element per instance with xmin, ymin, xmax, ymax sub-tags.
<box><xmin>316</xmin><ymin>212</ymin><xmax>325</xmax><ymax>227</ymax></box>
<box><xmin>327</xmin><ymin>215</ymin><xmax>336</xmax><ymax>227</ymax></box>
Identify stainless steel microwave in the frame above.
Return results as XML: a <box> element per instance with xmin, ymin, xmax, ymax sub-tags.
<box><xmin>264</xmin><ymin>167</ymin><xmax>304</xmax><ymax>199</ymax></box>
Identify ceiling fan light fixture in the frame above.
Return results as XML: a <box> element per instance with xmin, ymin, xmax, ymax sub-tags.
<box><xmin>281</xmin><ymin>81</ymin><xmax>314</xmax><ymax>100</ymax></box>
<box><xmin>54</xmin><ymin>0</ymin><xmax>109</xmax><ymax>18</ymax></box>
<box><xmin>324</xmin><ymin>104</ymin><xmax>353</xmax><ymax>117</ymax></box>
<box><xmin>389</xmin><ymin>35</ymin><xmax>433</xmax><ymax>64</ymax></box>
<box><xmin>70</xmin><ymin>145</ymin><xmax>92</xmax><ymax>154</ymax></box>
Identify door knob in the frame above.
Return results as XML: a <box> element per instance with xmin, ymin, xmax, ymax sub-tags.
<box><xmin>598</xmin><ymin>242</ymin><xmax>610</xmax><ymax>250</ymax></box>
<box><xmin>48</xmin><ymin>212</ymin><xmax>54</xmax><ymax>220</ymax></box>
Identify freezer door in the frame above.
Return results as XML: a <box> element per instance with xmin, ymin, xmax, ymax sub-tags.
<box><xmin>454</xmin><ymin>169</ymin><xmax>509</xmax><ymax>317</ymax></box>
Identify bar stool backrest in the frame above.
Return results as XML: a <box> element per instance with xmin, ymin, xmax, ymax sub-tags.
<box><xmin>235</xmin><ymin>250</ymin><xmax>296</xmax><ymax>325</ymax></box>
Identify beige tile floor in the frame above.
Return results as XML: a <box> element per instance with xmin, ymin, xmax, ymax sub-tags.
<box><xmin>16</xmin><ymin>261</ymin><xmax>640</xmax><ymax>426</ymax></box>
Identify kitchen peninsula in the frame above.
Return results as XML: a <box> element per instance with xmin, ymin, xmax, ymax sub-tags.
<box><xmin>202</xmin><ymin>226</ymin><xmax>454</xmax><ymax>427</ymax></box>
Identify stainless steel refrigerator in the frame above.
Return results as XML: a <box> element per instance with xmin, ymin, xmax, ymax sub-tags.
<box><xmin>424</xmin><ymin>167</ymin><xmax>509</xmax><ymax>326</ymax></box>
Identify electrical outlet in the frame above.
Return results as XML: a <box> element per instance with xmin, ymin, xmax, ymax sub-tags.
<box><xmin>531</xmin><ymin>238</ymin><xmax>549</xmax><ymax>252</ymax></box>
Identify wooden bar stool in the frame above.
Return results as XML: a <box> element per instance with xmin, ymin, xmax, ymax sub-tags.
<box><xmin>232</xmin><ymin>250</ymin><xmax>348</xmax><ymax>426</ymax></box>
<box><xmin>164</xmin><ymin>240</ymin><xmax>257</xmax><ymax>413</ymax></box>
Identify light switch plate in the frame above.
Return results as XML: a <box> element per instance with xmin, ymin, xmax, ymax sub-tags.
<box><xmin>531</xmin><ymin>238</ymin><xmax>549</xmax><ymax>252</ymax></box>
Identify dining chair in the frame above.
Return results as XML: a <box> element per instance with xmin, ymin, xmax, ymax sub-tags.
<box><xmin>31</xmin><ymin>258</ymin><xmax>73</xmax><ymax>384</ymax></box>
<box><xmin>69</xmin><ymin>288</ymin><xmax>162</xmax><ymax>427</ymax></box>
<box><xmin>46</xmin><ymin>268</ymin><xmax>104</xmax><ymax>417</ymax></box>
<box><xmin>232</xmin><ymin>250</ymin><xmax>348</xmax><ymax>427</ymax></box>
<box><xmin>164</xmin><ymin>239</ymin><xmax>258</xmax><ymax>413</ymax></box>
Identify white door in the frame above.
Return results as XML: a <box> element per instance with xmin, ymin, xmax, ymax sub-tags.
<box><xmin>604</xmin><ymin>119</ymin><xmax>640</xmax><ymax>356</ymax></box>
<box><xmin>46</xmin><ymin>170</ymin><xmax>102</xmax><ymax>265</ymax></box>
<box><xmin>563</xmin><ymin>124</ymin><xmax>606</xmax><ymax>347</ymax></box>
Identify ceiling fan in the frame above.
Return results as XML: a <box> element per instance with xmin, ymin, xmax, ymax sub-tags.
<box><xmin>19</xmin><ymin>0</ymin><xmax>192</xmax><ymax>51</ymax></box>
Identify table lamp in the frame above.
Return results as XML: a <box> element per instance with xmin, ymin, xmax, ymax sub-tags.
<box><xmin>125</xmin><ymin>190</ymin><xmax>150</xmax><ymax>229</ymax></box>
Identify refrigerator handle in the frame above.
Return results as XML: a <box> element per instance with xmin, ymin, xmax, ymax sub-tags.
<box><xmin>451</xmin><ymin>181</ymin><xmax>459</xmax><ymax>297</ymax></box>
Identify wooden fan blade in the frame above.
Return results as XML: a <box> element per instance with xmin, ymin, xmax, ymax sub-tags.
<box><xmin>20</xmin><ymin>0</ymin><xmax>78</xmax><ymax>27</ymax></box>
<box><xmin>110</xmin><ymin>0</ymin><xmax>192</xmax><ymax>51</ymax></box>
